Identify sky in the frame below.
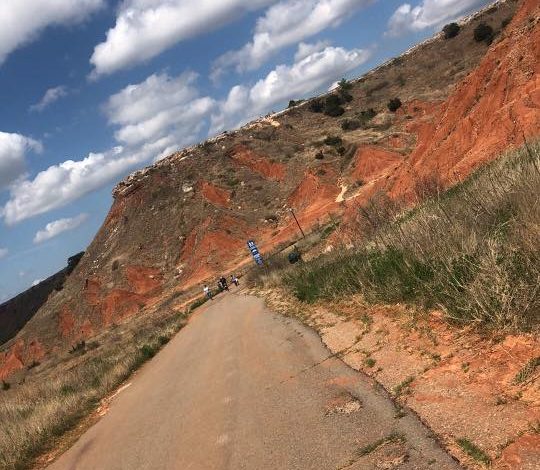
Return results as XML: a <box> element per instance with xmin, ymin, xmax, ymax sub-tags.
<box><xmin>0</xmin><ymin>0</ymin><xmax>494</xmax><ymax>301</ymax></box>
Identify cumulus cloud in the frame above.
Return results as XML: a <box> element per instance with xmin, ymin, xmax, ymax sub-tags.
<box><xmin>90</xmin><ymin>0</ymin><xmax>276</xmax><ymax>78</ymax></box>
<box><xmin>30</xmin><ymin>85</ymin><xmax>68</xmax><ymax>112</ymax></box>
<box><xmin>105</xmin><ymin>72</ymin><xmax>215</xmax><ymax>148</ymax></box>
<box><xmin>3</xmin><ymin>72</ymin><xmax>215</xmax><ymax>224</ymax></box>
<box><xmin>0</xmin><ymin>0</ymin><xmax>104</xmax><ymax>65</ymax></box>
<box><xmin>0</xmin><ymin>131</ymin><xmax>42</xmax><ymax>190</ymax></box>
<box><xmin>212</xmin><ymin>0</ymin><xmax>373</xmax><ymax>79</ymax></box>
<box><xmin>32</xmin><ymin>279</ymin><xmax>44</xmax><ymax>286</ymax></box>
<box><xmin>33</xmin><ymin>213</ymin><xmax>88</xmax><ymax>244</ymax></box>
<box><xmin>211</xmin><ymin>45</ymin><xmax>370</xmax><ymax>134</ymax></box>
<box><xmin>294</xmin><ymin>40</ymin><xmax>331</xmax><ymax>61</ymax></box>
<box><xmin>387</xmin><ymin>0</ymin><xmax>490</xmax><ymax>36</ymax></box>
<box><xmin>0</xmin><ymin>248</ymin><xmax>8</xmax><ymax>259</ymax></box>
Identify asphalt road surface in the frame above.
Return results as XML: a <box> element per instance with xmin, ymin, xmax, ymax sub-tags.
<box><xmin>49</xmin><ymin>293</ymin><xmax>460</xmax><ymax>470</ymax></box>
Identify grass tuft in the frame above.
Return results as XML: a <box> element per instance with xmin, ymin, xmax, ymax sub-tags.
<box><xmin>456</xmin><ymin>438</ymin><xmax>491</xmax><ymax>465</ymax></box>
<box><xmin>513</xmin><ymin>356</ymin><xmax>540</xmax><ymax>384</ymax></box>
<box><xmin>357</xmin><ymin>432</ymin><xmax>405</xmax><ymax>456</ymax></box>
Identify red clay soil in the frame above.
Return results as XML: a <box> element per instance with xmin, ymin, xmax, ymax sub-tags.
<box><xmin>199</xmin><ymin>180</ymin><xmax>231</xmax><ymax>207</ymax></box>
<box><xmin>100</xmin><ymin>289</ymin><xmax>148</xmax><ymax>327</ymax></box>
<box><xmin>498</xmin><ymin>434</ymin><xmax>540</xmax><ymax>470</ymax></box>
<box><xmin>389</xmin><ymin>0</ymin><xmax>540</xmax><ymax>200</ymax></box>
<box><xmin>229</xmin><ymin>144</ymin><xmax>286</xmax><ymax>180</ymax></box>
<box><xmin>125</xmin><ymin>265</ymin><xmax>162</xmax><ymax>295</ymax></box>
<box><xmin>351</xmin><ymin>146</ymin><xmax>403</xmax><ymax>182</ymax></box>
<box><xmin>58</xmin><ymin>304</ymin><xmax>76</xmax><ymax>339</ymax></box>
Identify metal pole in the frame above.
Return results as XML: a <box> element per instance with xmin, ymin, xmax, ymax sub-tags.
<box><xmin>290</xmin><ymin>208</ymin><xmax>305</xmax><ymax>238</ymax></box>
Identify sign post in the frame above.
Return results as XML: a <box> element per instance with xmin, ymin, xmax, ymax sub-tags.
<box><xmin>247</xmin><ymin>240</ymin><xmax>264</xmax><ymax>266</ymax></box>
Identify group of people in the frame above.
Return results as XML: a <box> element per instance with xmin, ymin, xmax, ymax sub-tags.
<box><xmin>203</xmin><ymin>274</ymin><xmax>239</xmax><ymax>300</ymax></box>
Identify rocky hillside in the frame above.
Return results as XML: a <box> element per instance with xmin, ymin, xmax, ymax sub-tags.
<box><xmin>2</xmin><ymin>0</ymin><xmax>539</xmax><ymax>380</ymax></box>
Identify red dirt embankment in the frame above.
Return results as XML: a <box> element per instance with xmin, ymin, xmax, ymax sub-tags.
<box><xmin>260</xmin><ymin>287</ymin><xmax>540</xmax><ymax>470</ymax></box>
<box><xmin>389</xmin><ymin>0</ymin><xmax>540</xmax><ymax>199</ymax></box>
<box><xmin>229</xmin><ymin>145</ymin><xmax>286</xmax><ymax>180</ymax></box>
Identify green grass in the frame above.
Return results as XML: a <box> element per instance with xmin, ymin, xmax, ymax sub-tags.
<box><xmin>357</xmin><ymin>432</ymin><xmax>405</xmax><ymax>456</ymax></box>
<box><xmin>282</xmin><ymin>142</ymin><xmax>540</xmax><ymax>331</ymax></box>
<box><xmin>456</xmin><ymin>438</ymin><xmax>491</xmax><ymax>465</ymax></box>
<box><xmin>364</xmin><ymin>357</ymin><xmax>376</xmax><ymax>368</ymax></box>
<box><xmin>393</xmin><ymin>376</ymin><xmax>415</xmax><ymax>396</ymax></box>
<box><xmin>513</xmin><ymin>356</ymin><xmax>540</xmax><ymax>384</ymax></box>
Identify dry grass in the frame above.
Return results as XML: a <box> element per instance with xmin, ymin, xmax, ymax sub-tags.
<box><xmin>0</xmin><ymin>310</ymin><xmax>187</xmax><ymax>470</ymax></box>
<box><xmin>281</xmin><ymin>141</ymin><xmax>540</xmax><ymax>331</ymax></box>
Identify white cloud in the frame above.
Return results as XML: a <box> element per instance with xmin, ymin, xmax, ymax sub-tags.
<box><xmin>0</xmin><ymin>0</ymin><xmax>104</xmax><ymax>65</ymax></box>
<box><xmin>387</xmin><ymin>0</ymin><xmax>490</xmax><ymax>36</ymax></box>
<box><xmin>33</xmin><ymin>213</ymin><xmax>88</xmax><ymax>244</ymax></box>
<box><xmin>3</xmin><ymin>72</ymin><xmax>215</xmax><ymax>224</ymax></box>
<box><xmin>0</xmin><ymin>248</ymin><xmax>8</xmax><ymax>259</ymax></box>
<box><xmin>212</xmin><ymin>0</ymin><xmax>373</xmax><ymax>78</ymax></box>
<box><xmin>0</xmin><ymin>131</ymin><xmax>42</xmax><ymax>190</ymax></box>
<box><xmin>211</xmin><ymin>45</ymin><xmax>370</xmax><ymax>133</ymax></box>
<box><xmin>32</xmin><ymin>279</ymin><xmax>44</xmax><ymax>286</ymax></box>
<box><xmin>294</xmin><ymin>40</ymin><xmax>331</xmax><ymax>61</ymax></box>
<box><xmin>30</xmin><ymin>85</ymin><xmax>68</xmax><ymax>112</ymax></box>
<box><xmin>105</xmin><ymin>72</ymin><xmax>215</xmax><ymax>148</ymax></box>
<box><xmin>90</xmin><ymin>0</ymin><xmax>276</xmax><ymax>78</ymax></box>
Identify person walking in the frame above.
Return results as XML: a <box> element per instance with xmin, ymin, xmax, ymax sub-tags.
<box><xmin>231</xmin><ymin>275</ymin><xmax>239</xmax><ymax>287</ymax></box>
<box><xmin>203</xmin><ymin>285</ymin><xmax>212</xmax><ymax>300</ymax></box>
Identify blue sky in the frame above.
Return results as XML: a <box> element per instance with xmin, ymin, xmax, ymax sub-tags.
<box><xmin>0</xmin><ymin>0</ymin><xmax>492</xmax><ymax>300</ymax></box>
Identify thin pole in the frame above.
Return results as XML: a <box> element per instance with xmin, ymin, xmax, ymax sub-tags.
<box><xmin>290</xmin><ymin>208</ymin><xmax>305</xmax><ymax>238</ymax></box>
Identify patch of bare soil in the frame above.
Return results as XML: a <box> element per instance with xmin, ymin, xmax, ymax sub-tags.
<box><xmin>256</xmin><ymin>287</ymin><xmax>540</xmax><ymax>469</ymax></box>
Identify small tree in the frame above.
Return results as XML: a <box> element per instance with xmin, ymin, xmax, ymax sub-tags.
<box><xmin>309</xmin><ymin>98</ymin><xmax>324</xmax><ymax>113</ymax></box>
<box><xmin>443</xmin><ymin>22</ymin><xmax>460</xmax><ymax>39</ymax></box>
<box><xmin>337</xmin><ymin>78</ymin><xmax>353</xmax><ymax>102</ymax></box>
<box><xmin>387</xmin><ymin>98</ymin><xmax>402</xmax><ymax>112</ymax></box>
<box><xmin>324</xmin><ymin>94</ymin><xmax>345</xmax><ymax>117</ymax></box>
<box><xmin>473</xmin><ymin>23</ymin><xmax>493</xmax><ymax>43</ymax></box>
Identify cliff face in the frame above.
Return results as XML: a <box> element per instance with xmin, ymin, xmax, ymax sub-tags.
<box><xmin>2</xmin><ymin>0</ymin><xmax>538</xmax><ymax>380</ymax></box>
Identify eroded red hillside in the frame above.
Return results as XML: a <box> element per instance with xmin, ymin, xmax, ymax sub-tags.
<box><xmin>2</xmin><ymin>0</ymin><xmax>536</xmax><ymax>384</ymax></box>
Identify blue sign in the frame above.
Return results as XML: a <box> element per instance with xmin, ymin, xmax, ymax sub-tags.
<box><xmin>247</xmin><ymin>240</ymin><xmax>264</xmax><ymax>266</ymax></box>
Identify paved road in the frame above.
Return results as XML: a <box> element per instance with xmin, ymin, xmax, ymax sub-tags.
<box><xmin>49</xmin><ymin>294</ymin><xmax>460</xmax><ymax>470</ymax></box>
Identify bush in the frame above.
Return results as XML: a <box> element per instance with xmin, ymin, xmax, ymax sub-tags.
<box><xmin>443</xmin><ymin>22</ymin><xmax>460</xmax><ymax>39</ymax></box>
<box><xmin>341</xmin><ymin>119</ymin><xmax>362</xmax><ymax>131</ymax></box>
<box><xmin>315</xmin><ymin>151</ymin><xmax>325</xmax><ymax>160</ymax></box>
<box><xmin>309</xmin><ymin>98</ymin><xmax>324</xmax><ymax>113</ymax></box>
<box><xmin>324</xmin><ymin>94</ymin><xmax>345</xmax><ymax>117</ymax></box>
<box><xmin>288</xmin><ymin>99</ymin><xmax>304</xmax><ymax>108</ymax></box>
<box><xmin>387</xmin><ymin>98</ymin><xmax>402</xmax><ymax>112</ymax></box>
<box><xmin>324</xmin><ymin>135</ymin><xmax>343</xmax><ymax>146</ymax></box>
<box><xmin>1</xmin><ymin>381</ymin><xmax>10</xmax><ymax>391</ymax></box>
<box><xmin>473</xmin><ymin>23</ymin><xmax>494</xmax><ymax>43</ymax></box>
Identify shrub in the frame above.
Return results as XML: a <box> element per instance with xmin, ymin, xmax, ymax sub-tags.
<box><xmin>324</xmin><ymin>94</ymin><xmax>345</xmax><ymax>117</ymax></box>
<box><xmin>474</xmin><ymin>23</ymin><xmax>494</xmax><ymax>43</ymax></box>
<box><xmin>443</xmin><ymin>22</ymin><xmax>460</xmax><ymax>39</ymax></box>
<box><xmin>288</xmin><ymin>99</ymin><xmax>304</xmax><ymax>108</ymax></box>
<box><xmin>309</xmin><ymin>98</ymin><xmax>324</xmax><ymax>113</ymax></box>
<box><xmin>1</xmin><ymin>381</ymin><xmax>10</xmax><ymax>391</ymax></box>
<box><xmin>387</xmin><ymin>98</ymin><xmax>402</xmax><ymax>112</ymax></box>
<box><xmin>337</xmin><ymin>78</ymin><xmax>353</xmax><ymax>102</ymax></box>
<box><xmin>341</xmin><ymin>119</ymin><xmax>361</xmax><ymax>131</ymax></box>
<box><xmin>315</xmin><ymin>151</ymin><xmax>325</xmax><ymax>160</ymax></box>
<box><xmin>358</xmin><ymin>108</ymin><xmax>377</xmax><ymax>123</ymax></box>
<box><xmin>324</xmin><ymin>135</ymin><xmax>343</xmax><ymax>146</ymax></box>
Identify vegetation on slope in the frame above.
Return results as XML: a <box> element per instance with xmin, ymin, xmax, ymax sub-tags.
<box><xmin>0</xmin><ymin>308</ymin><xmax>188</xmax><ymax>470</ymax></box>
<box><xmin>278</xmin><ymin>141</ymin><xmax>539</xmax><ymax>330</ymax></box>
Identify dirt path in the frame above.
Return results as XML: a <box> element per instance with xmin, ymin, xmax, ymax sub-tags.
<box><xmin>48</xmin><ymin>294</ymin><xmax>460</xmax><ymax>470</ymax></box>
